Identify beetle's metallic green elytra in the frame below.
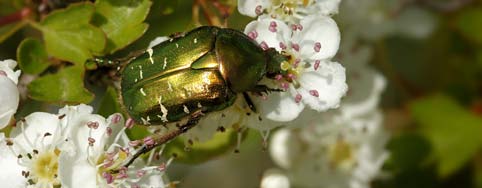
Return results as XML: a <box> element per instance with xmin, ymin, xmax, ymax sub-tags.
<box><xmin>120</xmin><ymin>26</ymin><xmax>285</xmax><ymax>125</ymax></box>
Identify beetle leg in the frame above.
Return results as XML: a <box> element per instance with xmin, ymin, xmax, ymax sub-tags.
<box><xmin>123</xmin><ymin>110</ymin><xmax>204</xmax><ymax>168</ymax></box>
<box><xmin>242</xmin><ymin>92</ymin><xmax>257</xmax><ymax>113</ymax></box>
<box><xmin>251</xmin><ymin>85</ymin><xmax>284</xmax><ymax>95</ymax></box>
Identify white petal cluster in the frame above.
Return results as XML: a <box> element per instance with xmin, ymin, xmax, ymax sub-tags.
<box><xmin>238</xmin><ymin>0</ymin><xmax>341</xmax><ymax>22</ymax></box>
<box><xmin>0</xmin><ymin>59</ymin><xmax>21</xmax><ymax>129</ymax></box>
<box><xmin>0</xmin><ymin>104</ymin><xmax>170</xmax><ymax>188</ymax></box>
<box><xmin>266</xmin><ymin>69</ymin><xmax>388</xmax><ymax>188</ymax></box>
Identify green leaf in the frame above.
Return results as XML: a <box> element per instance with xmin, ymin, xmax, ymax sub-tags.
<box><xmin>38</xmin><ymin>3</ymin><xmax>105</xmax><ymax>64</ymax></box>
<box><xmin>17</xmin><ymin>38</ymin><xmax>50</xmax><ymax>74</ymax></box>
<box><xmin>387</xmin><ymin>133</ymin><xmax>432</xmax><ymax>172</ymax></box>
<box><xmin>98</xmin><ymin>86</ymin><xmax>122</xmax><ymax>117</ymax></box>
<box><xmin>93</xmin><ymin>0</ymin><xmax>151</xmax><ymax>53</ymax></box>
<box><xmin>455</xmin><ymin>8</ymin><xmax>482</xmax><ymax>44</ymax></box>
<box><xmin>163</xmin><ymin>128</ymin><xmax>242</xmax><ymax>164</ymax></box>
<box><xmin>0</xmin><ymin>21</ymin><xmax>26</xmax><ymax>44</ymax></box>
<box><xmin>410</xmin><ymin>94</ymin><xmax>482</xmax><ymax>177</ymax></box>
<box><xmin>28</xmin><ymin>66</ymin><xmax>94</xmax><ymax>103</ymax></box>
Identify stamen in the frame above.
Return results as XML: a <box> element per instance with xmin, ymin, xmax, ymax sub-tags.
<box><xmin>106</xmin><ymin>127</ymin><xmax>113</xmax><ymax>136</ymax></box>
<box><xmin>103</xmin><ymin>172</ymin><xmax>114</xmax><ymax>184</ymax></box>
<box><xmin>88</xmin><ymin>137</ymin><xmax>96</xmax><ymax>146</ymax></box>
<box><xmin>0</xmin><ymin>70</ymin><xmax>6</xmax><ymax>76</ymax></box>
<box><xmin>279</xmin><ymin>42</ymin><xmax>287</xmax><ymax>50</ymax></box>
<box><xmin>314</xmin><ymin>60</ymin><xmax>320</xmax><ymax>70</ymax></box>
<box><xmin>260</xmin><ymin>41</ymin><xmax>269</xmax><ymax>50</ymax></box>
<box><xmin>269</xmin><ymin>21</ymin><xmax>277</xmax><ymax>32</ymax></box>
<box><xmin>255</xmin><ymin>5</ymin><xmax>263</xmax><ymax>15</ymax></box>
<box><xmin>125</xmin><ymin>118</ymin><xmax>135</xmax><ymax>129</ymax></box>
<box><xmin>291</xmin><ymin>43</ymin><xmax>300</xmax><ymax>52</ymax></box>
<box><xmin>112</xmin><ymin>114</ymin><xmax>122</xmax><ymax>124</ymax></box>
<box><xmin>87</xmin><ymin>121</ymin><xmax>99</xmax><ymax>129</ymax></box>
<box><xmin>309</xmin><ymin>90</ymin><xmax>319</xmax><ymax>97</ymax></box>
<box><xmin>129</xmin><ymin>140</ymin><xmax>141</xmax><ymax>147</ymax></box>
<box><xmin>248</xmin><ymin>30</ymin><xmax>258</xmax><ymax>40</ymax></box>
<box><xmin>275</xmin><ymin>74</ymin><xmax>283</xmax><ymax>80</ymax></box>
<box><xmin>314</xmin><ymin>42</ymin><xmax>321</xmax><ymax>52</ymax></box>
<box><xmin>143</xmin><ymin>136</ymin><xmax>155</xmax><ymax>147</ymax></box>
<box><xmin>295</xmin><ymin>94</ymin><xmax>302</xmax><ymax>103</ymax></box>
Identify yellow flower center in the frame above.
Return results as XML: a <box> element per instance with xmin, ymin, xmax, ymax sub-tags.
<box><xmin>32</xmin><ymin>149</ymin><xmax>60</xmax><ymax>185</ymax></box>
<box><xmin>328</xmin><ymin>139</ymin><xmax>355</xmax><ymax>170</ymax></box>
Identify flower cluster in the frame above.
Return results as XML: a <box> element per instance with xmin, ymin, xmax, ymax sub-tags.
<box><xmin>237</xmin><ymin>0</ymin><xmax>347</xmax><ymax>127</ymax></box>
<box><xmin>0</xmin><ymin>104</ymin><xmax>171</xmax><ymax>188</ymax></box>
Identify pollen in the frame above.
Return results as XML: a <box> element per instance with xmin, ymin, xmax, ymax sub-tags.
<box><xmin>32</xmin><ymin>149</ymin><xmax>60</xmax><ymax>186</ymax></box>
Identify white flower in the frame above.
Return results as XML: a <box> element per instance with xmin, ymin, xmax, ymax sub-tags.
<box><xmin>0</xmin><ymin>59</ymin><xmax>21</xmax><ymax>129</ymax></box>
<box><xmin>0</xmin><ymin>111</ymin><xmax>72</xmax><ymax>187</ymax></box>
<box><xmin>56</xmin><ymin>105</ymin><xmax>170</xmax><ymax>188</ymax></box>
<box><xmin>0</xmin><ymin>104</ymin><xmax>169</xmax><ymax>188</ymax></box>
<box><xmin>269</xmin><ymin>110</ymin><xmax>389</xmax><ymax>188</ymax></box>
<box><xmin>238</xmin><ymin>0</ymin><xmax>341</xmax><ymax>22</ymax></box>
<box><xmin>244</xmin><ymin>15</ymin><xmax>347</xmax><ymax>123</ymax></box>
<box><xmin>260</xmin><ymin>169</ymin><xmax>290</xmax><ymax>188</ymax></box>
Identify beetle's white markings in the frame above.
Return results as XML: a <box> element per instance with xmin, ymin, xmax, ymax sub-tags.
<box><xmin>175</xmin><ymin>43</ymin><xmax>179</xmax><ymax>48</ymax></box>
<box><xmin>169</xmin><ymin>38</ymin><xmax>174</xmax><ymax>42</ymax></box>
<box><xmin>197</xmin><ymin>102</ymin><xmax>202</xmax><ymax>108</ymax></box>
<box><xmin>129</xmin><ymin>106</ymin><xmax>133</xmax><ymax>110</ymax></box>
<box><xmin>140</xmin><ymin>88</ymin><xmax>147</xmax><ymax>96</ymax></box>
<box><xmin>141</xmin><ymin>116</ymin><xmax>151</xmax><ymax>125</ymax></box>
<box><xmin>135</xmin><ymin>78</ymin><xmax>138</xmax><ymax>83</ymax></box>
<box><xmin>183</xmin><ymin>105</ymin><xmax>190</xmax><ymax>114</ymax></box>
<box><xmin>158</xmin><ymin>96</ymin><xmax>169</xmax><ymax>122</ymax></box>
<box><xmin>194</xmin><ymin>38</ymin><xmax>198</xmax><ymax>44</ymax></box>
<box><xmin>167</xmin><ymin>82</ymin><xmax>173</xmax><ymax>92</ymax></box>
<box><xmin>138</xmin><ymin>65</ymin><xmax>143</xmax><ymax>79</ymax></box>
<box><xmin>147</xmin><ymin>48</ymin><xmax>154</xmax><ymax>64</ymax></box>
<box><xmin>163</xmin><ymin>57</ymin><xmax>168</xmax><ymax>70</ymax></box>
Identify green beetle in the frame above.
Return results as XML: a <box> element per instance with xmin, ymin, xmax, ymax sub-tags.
<box><xmin>119</xmin><ymin>26</ymin><xmax>287</xmax><ymax>166</ymax></box>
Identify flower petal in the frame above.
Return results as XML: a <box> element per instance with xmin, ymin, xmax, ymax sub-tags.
<box><xmin>10</xmin><ymin>112</ymin><xmax>61</xmax><ymax>152</ymax></box>
<box><xmin>340</xmin><ymin>69</ymin><xmax>386</xmax><ymax>119</ymax></box>
<box><xmin>269</xmin><ymin>129</ymin><xmax>300</xmax><ymax>169</ymax></box>
<box><xmin>244</xmin><ymin>18</ymin><xmax>291</xmax><ymax>51</ymax></box>
<box><xmin>58</xmin><ymin>153</ymin><xmax>97</xmax><ymax>188</ymax></box>
<box><xmin>253</xmin><ymin>90</ymin><xmax>305</xmax><ymax>122</ymax></box>
<box><xmin>297</xmin><ymin>61</ymin><xmax>347</xmax><ymax>111</ymax></box>
<box><xmin>260</xmin><ymin>169</ymin><xmax>290</xmax><ymax>188</ymax></box>
<box><xmin>0</xmin><ymin>77</ymin><xmax>19</xmax><ymax>129</ymax></box>
<box><xmin>0</xmin><ymin>133</ymin><xmax>27</xmax><ymax>188</ymax></box>
<box><xmin>295</xmin><ymin>15</ymin><xmax>340</xmax><ymax>61</ymax></box>
<box><xmin>0</xmin><ymin>59</ymin><xmax>21</xmax><ymax>84</ymax></box>
<box><xmin>237</xmin><ymin>0</ymin><xmax>271</xmax><ymax>17</ymax></box>
<box><xmin>313</xmin><ymin>0</ymin><xmax>341</xmax><ymax>15</ymax></box>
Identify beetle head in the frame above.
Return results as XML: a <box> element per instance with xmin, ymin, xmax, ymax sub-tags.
<box><xmin>264</xmin><ymin>48</ymin><xmax>289</xmax><ymax>78</ymax></box>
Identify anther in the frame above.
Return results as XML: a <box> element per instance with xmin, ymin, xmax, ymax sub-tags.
<box><xmin>143</xmin><ymin>136</ymin><xmax>155</xmax><ymax>146</ymax></box>
<box><xmin>309</xmin><ymin>90</ymin><xmax>319</xmax><ymax>97</ymax></box>
<box><xmin>314</xmin><ymin>60</ymin><xmax>320</xmax><ymax>70</ymax></box>
<box><xmin>291</xmin><ymin>43</ymin><xmax>300</xmax><ymax>52</ymax></box>
<box><xmin>255</xmin><ymin>5</ymin><xmax>263</xmax><ymax>15</ymax></box>
<box><xmin>125</xmin><ymin>118</ymin><xmax>135</xmax><ymax>129</ymax></box>
<box><xmin>314</xmin><ymin>42</ymin><xmax>321</xmax><ymax>52</ymax></box>
<box><xmin>260</xmin><ymin>41</ymin><xmax>269</xmax><ymax>50</ymax></box>
<box><xmin>248</xmin><ymin>30</ymin><xmax>258</xmax><ymax>39</ymax></box>
<box><xmin>279</xmin><ymin>42</ymin><xmax>287</xmax><ymax>50</ymax></box>
<box><xmin>295</xmin><ymin>94</ymin><xmax>302</xmax><ymax>103</ymax></box>
<box><xmin>112</xmin><ymin>114</ymin><xmax>122</xmax><ymax>124</ymax></box>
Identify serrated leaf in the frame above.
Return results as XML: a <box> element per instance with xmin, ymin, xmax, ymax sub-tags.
<box><xmin>93</xmin><ymin>0</ymin><xmax>151</xmax><ymax>53</ymax></box>
<box><xmin>0</xmin><ymin>21</ymin><xmax>26</xmax><ymax>44</ymax></box>
<box><xmin>28</xmin><ymin>66</ymin><xmax>94</xmax><ymax>103</ymax></box>
<box><xmin>17</xmin><ymin>38</ymin><xmax>50</xmax><ymax>74</ymax></box>
<box><xmin>163</xmin><ymin>129</ymin><xmax>241</xmax><ymax>164</ymax></box>
<box><xmin>455</xmin><ymin>8</ymin><xmax>482</xmax><ymax>44</ymax></box>
<box><xmin>38</xmin><ymin>3</ymin><xmax>105</xmax><ymax>64</ymax></box>
<box><xmin>410</xmin><ymin>94</ymin><xmax>482</xmax><ymax>177</ymax></box>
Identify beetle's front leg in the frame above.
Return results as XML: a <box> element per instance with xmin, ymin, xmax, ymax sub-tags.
<box><xmin>251</xmin><ymin>85</ymin><xmax>284</xmax><ymax>95</ymax></box>
<box><xmin>123</xmin><ymin>110</ymin><xmax>205</xmax><ymax>168</ymax></box>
